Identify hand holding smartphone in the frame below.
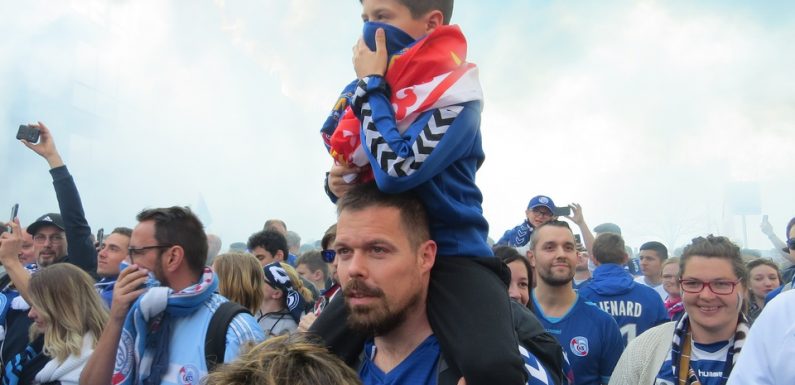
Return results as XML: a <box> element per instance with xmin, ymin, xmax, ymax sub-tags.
<box><xmin>5</xmin><ymin>204</ymin><xmax>19</xmax><ymax>234</ymax></box>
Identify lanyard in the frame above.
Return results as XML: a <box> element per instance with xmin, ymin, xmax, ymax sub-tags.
<box><xmin>678</xmin><ymin>332</ymin><xmax>693</xmax><ymax>385</ymax></box>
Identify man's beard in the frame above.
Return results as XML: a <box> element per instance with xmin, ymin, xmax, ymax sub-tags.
<box><xmin>343</xmin><ymin>278</ymin><xmax>421</xmax><ymax>336</ymax></box>
<box><xmin>36</xmin><ymin>248</ymin><xmax>58</xmax><ymax>267</ymax></box>
<box><xmin>539</xmin><ymin>265</ymin><xmax>574</xmax><ymax>287</ymax></box>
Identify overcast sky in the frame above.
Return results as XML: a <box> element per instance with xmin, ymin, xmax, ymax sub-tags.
<box><xmin>1</xmin><ymin>0</ymin><xmax>793</xmax><ymax>257</ymax></box>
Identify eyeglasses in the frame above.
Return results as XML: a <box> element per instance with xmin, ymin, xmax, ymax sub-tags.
<box><xmin>787</xmin><ymin>238</ymin><xmax>795</xmax><ymax>250</ymax></box>
<box><xmin>679</xmin><ymin>279</ymin><xmax>740</xmax><ymax>295</ymax></box>
<box><xmin>128</xmin><ymin>244</ymin><xmax>174</xmax><ymax>259</ymax></box>
<box><xmin>33</xmin><ymin>234</ymin><xmax>65</xmax><ymax>245</ymax></box>
<box><xmin>321</xmin><ymin>249</ymin><xmax>336</xmax><ymax>263</ymax></box>
<box><xmin>531</xmin><ymin>207</ymin><xmax>553</xmax><ymax>218</ymax></box>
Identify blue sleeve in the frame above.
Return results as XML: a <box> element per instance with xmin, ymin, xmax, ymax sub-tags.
<box><xmin>50</xmin><ymin>166</ymin><xmax>97</xmax><ymax>276</ymax></box>
<box><xmin>223</xmin><ymin>312</ymin><xmax>266</xmax><ymax>361</ymax></box>
<box><xmin>600</xmin><ymin>315</ymin><xmax>624</xmax><ymax>384</ymax></box>
<box><xmin>496</xmin><ymin>220</ymin><xmax>533</xmax><ymax>247</ymax></box>
<box><xmin>351</xmin><ymin>78</ymin><xmax>482</xmax><ymax>194</ymax></box>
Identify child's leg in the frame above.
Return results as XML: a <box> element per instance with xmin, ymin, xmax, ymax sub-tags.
<box><xmin>308</xmin><ymin>293</ymin><xmax>368</xmax><ymax>366</ymax></box>
<box><xmin>428</xmin><ymin>256</ymin><xmax>527</xmax><ymax>385</ymax></box>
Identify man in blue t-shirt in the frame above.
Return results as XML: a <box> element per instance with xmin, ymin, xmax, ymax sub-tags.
<box><xmin>334</xmin><ymin>184</ymin><xmax>558</xmax><ymax>385</ymax></box>
<box><xmin>578</xmin><ymin>233</ymin><xmax>668</xmax><ymax>346</ymax></box>
<box><xmin>529</xmin><ymin>220</ymin><xmax>624</xmax><ymax>385</ymax></box>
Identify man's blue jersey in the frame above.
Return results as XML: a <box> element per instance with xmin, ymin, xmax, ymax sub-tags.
<box><xmin>359</xmin><ymin>334</ymin><xmax>557</xmax><ymax>385</ymax></box>
<box><xmin>360</xmin><ymin>335</ymin><xmax>440</xmax><ymax>385</ymax></box>
<box><xmin>655</xmin><ymin>340</ymin><xmax>732</xmax><ymax>385</ymax></box>
<box><xmin>578</xmin><ymin>264</ymin><xmax>669</xmax><ymax>345</ymax></box>
<box><xmin>532</xmin><ymin>292</ymin><xmax>624</xmax><ymax>385</ymax></box>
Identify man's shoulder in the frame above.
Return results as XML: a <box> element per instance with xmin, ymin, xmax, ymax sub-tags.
<box><xmin>575</xmin><ymin>296</ymin><xmax>618</xmax><ymax>324</ymax></box>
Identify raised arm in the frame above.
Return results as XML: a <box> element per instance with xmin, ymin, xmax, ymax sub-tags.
<box><xmin>21</xmin><ymin>122</ymin><xmax>97</xmax><ymax>275</ymax></box>
<box><xmin>566</xmin><ymin>203</ymin><xmax>595</xmax><ymax>256</ymax></box>
<box><xmin>0</xmin><ymin>220</ymin><xmax>31</xmax><ymax>301</ymax></box>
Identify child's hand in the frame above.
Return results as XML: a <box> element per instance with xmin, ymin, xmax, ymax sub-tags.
<box><xmin>353</xmin><ymin>28</ymin><xmax>387</xmax><ymax>79</ymax></box>
<box><xmin>328</xmin><ymin>163</ymin><xmax>362</xmax><ymax>199</ymax></box>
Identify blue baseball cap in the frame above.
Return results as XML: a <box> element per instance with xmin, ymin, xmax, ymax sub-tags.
<box><xmin>528</xmin><ymin>195</ymin><xmax>556</xmax><ymax>212</ymax></box>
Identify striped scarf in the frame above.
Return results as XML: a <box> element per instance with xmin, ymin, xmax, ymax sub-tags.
<box><xmin>670</xmin><ymin>313</ymin><xmax>749</xmax><ymax>384</ymax></box>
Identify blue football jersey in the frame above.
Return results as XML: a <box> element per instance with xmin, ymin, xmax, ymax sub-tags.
<box><xmin>360</xmin><ymin>335</ymin><xmax>440</xmax><ymax>385</ymax></box>
<box><xmin>532</xmin><ymin>292</ymin><xmax>624</xmax><ymax>385</ymax></box>
<box><xmin>655</xmin><ymin>339</ymin><xmax>732</xmax><ymax>385</ymax></box>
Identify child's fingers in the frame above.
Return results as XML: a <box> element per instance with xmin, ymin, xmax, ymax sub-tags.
<box><xmin>375</xmin><ymin>28</ymin><xmax>386</xmax><ymax>53</ymax></box>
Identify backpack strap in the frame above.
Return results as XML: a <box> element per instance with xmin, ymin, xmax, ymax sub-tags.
<box><xmin>204</xmin><ymin>301</ymin><xmax>249</xmax><ymax>372</ymax></box>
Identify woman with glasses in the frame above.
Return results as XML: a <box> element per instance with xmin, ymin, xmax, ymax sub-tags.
<box><xmin>259</xmin><ymin>262</ymin><xmax>312</xmax><ymax>337</ymax></box>
<box><xmin>661</xmin><ymin>257</ymin><xmax>684</xmax><ymax>321</ymax></box>
<box><xmin>3</xmin><ymin>264</ymin><xmax>108</xmax><ymax>385</ymax></box>
<box><xmin>610</xmin><ymin>235</ymin><xmax>749</xmax><ymax>385</ymax></box>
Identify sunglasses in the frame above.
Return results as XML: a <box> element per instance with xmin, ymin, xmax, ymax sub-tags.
<box><xmin>788</xmin><ymin>238</ymin><xmax>795</xmax><ymax>250</ymax></box>
<box><xmin>321</xmin><ymin>249</ymin><xmax>336</xmax><ymax>263</ymax></box>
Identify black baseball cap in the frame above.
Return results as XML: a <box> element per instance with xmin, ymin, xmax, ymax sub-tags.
<box><xmin>27</xmin><ymin>213</ymin><xmax>65</xmax><ymax>235</ymax></box>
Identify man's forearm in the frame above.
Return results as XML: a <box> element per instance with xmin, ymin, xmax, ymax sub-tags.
<box><xmin>80</xmin><ymin>315</ymin><xmax>125</xmax><ymax>385</ymax></box>
<box><xmin>2</xmin><ymin>260</ymin><xmax>30</xmax><ymax>302</ymax></box>
<box><xmin>577</xmin><ymin>221</ymin><xmax>595</xmax><ymax>256</ymax></box>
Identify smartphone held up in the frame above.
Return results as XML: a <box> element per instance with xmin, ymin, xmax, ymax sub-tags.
<box><xmin>16</xmin><ymin>124</ymin><xmax>40</xmax><ymax>144</ymax></box>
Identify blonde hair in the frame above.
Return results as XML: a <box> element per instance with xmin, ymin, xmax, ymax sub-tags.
<box><xmin>28</xmin><ymin>264</ymin><xmax>108</xmax><ymax>362</ymax></box>
<box><xmin>279</xmin><ymin>262</ymin><xmax>314</xmax><ymax>303</ymax></box>
<box><xmin>203</xmin><ymin>334</ymin><xmax>362</xmax><ymax>385</ymax></box>
<box><xmin>214</xmin><ymin>252</ymin><xmax>265</xmax><ymax>314</ymax></box>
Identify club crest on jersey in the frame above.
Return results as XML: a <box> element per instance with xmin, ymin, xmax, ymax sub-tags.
<box><xmin>570</xmin><ymin>336</ymin><xmax>589</xmax><ymax>357</ymax></box>
<box><xmin>111</xmin><ymin>329</ymin><xmax>135</xmax><ymax>385</ymax></box>
<box><xmin>178</xmin><ymin>364</ymin><xmax>200</xmax><ymax>385</ymax></box>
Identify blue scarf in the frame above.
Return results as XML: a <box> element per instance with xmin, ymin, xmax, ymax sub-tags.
<box><xmin>263</xmin><ymin>262</ymin><xmax>308</xmax><ymax>323</ymax></box>
<box><xmin>111</xmin><ymin>268</ymin><xmax>217</xmax><ymax>385</ymax></box>
<box><xmin>320</xmin><ymin>22</ymin><xmax>416</xmax><ymax>151</ymax></box>
<box><xmin>95</xmin><ymin>276</ymin><xmax>117</xmax><ymax>308</ymax></box>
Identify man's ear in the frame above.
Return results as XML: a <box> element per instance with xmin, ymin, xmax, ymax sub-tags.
<box><xmin>311</xmin><ymin>269</ymin><xmax>323</xmax><ymax>283</ymax></box>
<box><xmin>526</xmin><ymin>250</ymin><xmax>536</xmax><ymax>268</ymax></box>
<box><xmin>418</xmin><ymin>240</ymin><xmax>437</xmax><ymax>274</ymax></box>
<box><xmin>275</xmin><ymin>250</ymin><xmax>285</xmax><ymax>262</ymax></box>
<box><xmin>164</xmin><ymin>245</ymin><xmax>185</xmax><ymax>273</ymax></box>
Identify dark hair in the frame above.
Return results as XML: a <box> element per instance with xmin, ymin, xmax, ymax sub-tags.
<box><xmin>529</xmin><ymin>220</ymin><xmax>572</xmax><ymax>250</ymax></box>
<box><xmin>361</xmin><ymin>0</ymin><xmax>454</xmax><ymax>25</ymax></box>
<box><xmin>321</xmin><ymin>224</ymin><xmax>337</xmax><ymax>250</ymax></box>
<box><xmin>593</xmin><ymin>222</ymin><xmax>621</xmax><ymax>235</ymax></box>
<box><xmin>787</xmin><ymin>217</ymin><xmax>795</xmax><ymax>240</ymax></box>
<box><xmin>336</xmin><ymin>183</ymin><xmax>429</xmax><ymax>249</ymax></box>
<box><xmin>136</xmin><ymin>207</ymin><xmax>206</xmax><ymax>276</ymax></box>
<box><xmin>111</xmin><ymin>227</ymin><xmax>133</xmax><ymax>238</ymax></box>
<box><xmin>592</xmin><ymin>233</ymin><xmax>626</xmax><ymax>265</ymax></box>
<box><xmin>494</xmin><ymin>246</ymin><xmax>534</xmax><ymax>290</ymax></box>
<box><xmin>680</xmin><ymin>235</ymin><xmax>747</xmax><ymax>284</ymax></box>
<box><xmin>639</xmin><ymin>241</ymin><xmax>668</xmax><ymax>260</ymax></box>
<box><xmin>247</xmin><ymin>230</ymin><xmax>289</xmax><ymax>259</ymax></box>
<box><xmin>297</xmin><ymin>250</ymin><xmax>329</xmax><ymax>279</ymax></box>
<box><xmin>746</xmin><ymin>258</ymin><xmax>782</xmax><ymax>286</ymax></box>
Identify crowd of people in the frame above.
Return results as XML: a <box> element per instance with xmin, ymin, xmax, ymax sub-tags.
<box><xmin>1</xmin><ymin>0</ymin><xmax>793</xmax><ymax>385</ymax></box>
